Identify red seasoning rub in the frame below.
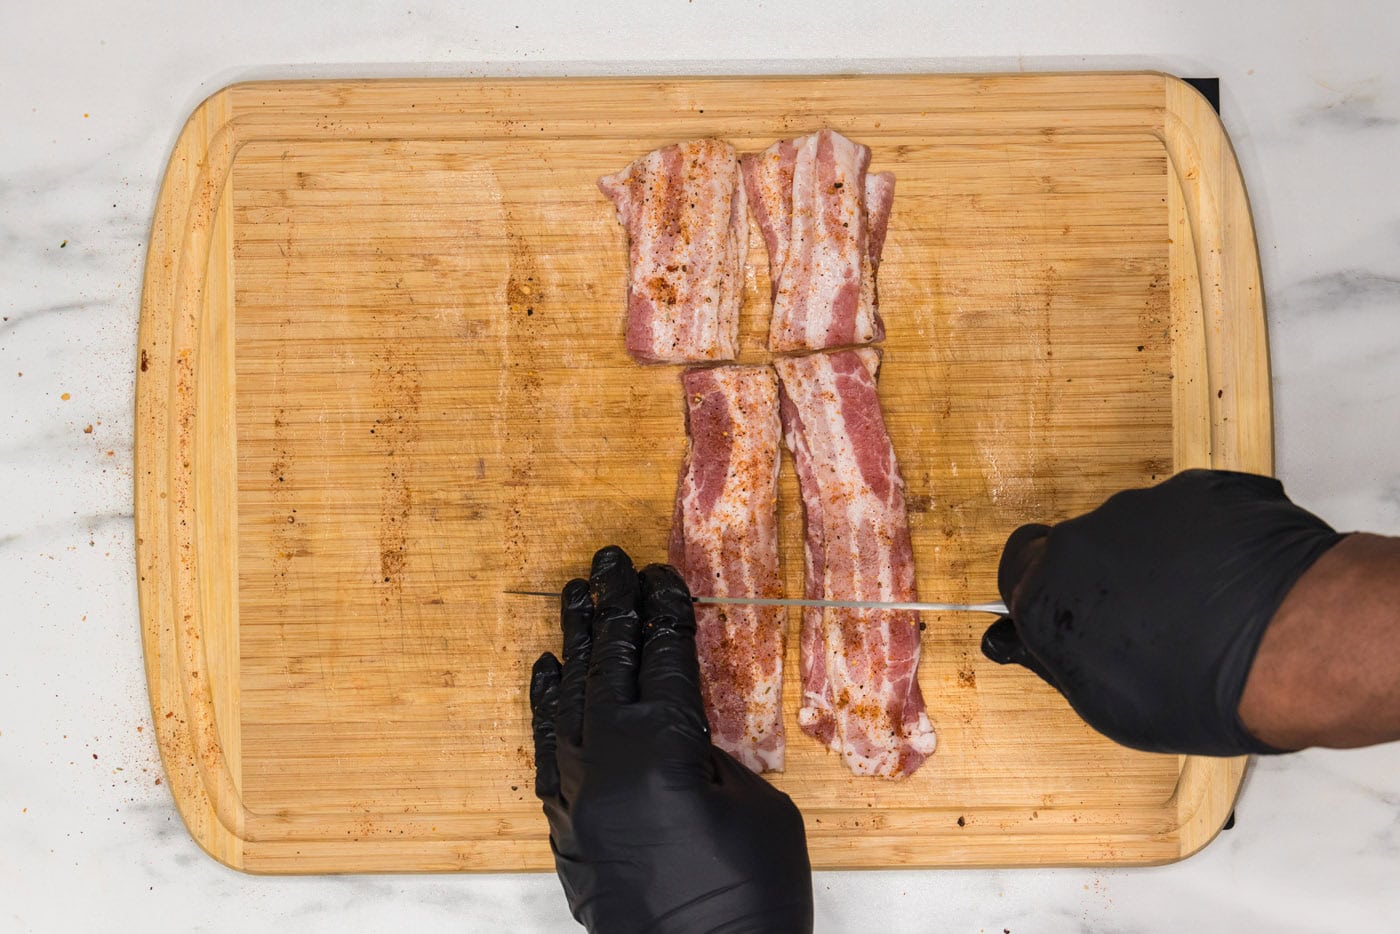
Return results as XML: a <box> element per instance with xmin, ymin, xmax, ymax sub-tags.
<box><xmin>741</xmin><ymin>136</ymin><xmax>800</xmax><ymax>300</ymax></box>
<box><xmin>743</xmin><ymin>129</ymin><xmax>893</xmax><ymax>352</ymax></box>
<box><xmin>669</xmin><ymin>365</ymin><xmax>786</xmax><ymax>772</ymax></box>
<box><xmin>598</xmin><ymin>139</ymin><xmax>748</xmax><ymax>363</ymax></box>
<box><xmin>774</xmin><ymin>349</ymin><xmax>936</xmax><ymax>779</ymax></box>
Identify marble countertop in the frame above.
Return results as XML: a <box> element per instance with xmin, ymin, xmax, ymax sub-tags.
<box><xmin>2</xmin><ymin>1</ymin><xmax>1397</xmax><ymax>930</ymax></box>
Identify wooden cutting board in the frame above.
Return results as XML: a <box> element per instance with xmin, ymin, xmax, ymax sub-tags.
<box><xmin>136</xmin><ymin>73</ymin><xmax>1265</xmax><ymax>873</ymax></box>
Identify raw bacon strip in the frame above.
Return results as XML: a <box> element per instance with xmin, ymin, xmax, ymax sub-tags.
<box><xmin>740</xmin><ymin>138</ymin><xmax>799</xmax><ymax>299</ymax></box>
<box><xmin>864</xmin><ymin>171</ymin><xmax>895</xmax><ymax>321</ymax></box>
<box><xmin>669</xmin><ymin>365</ymin><xmax>786</xmax><ymax>773</ymax></box>
<box><xmin>742</xmin><ymin>135</ymin><xmax>893</xmax><ymax>296</ymax></box>
<box><xmin>774</xmin><ymin>349</ymin><xmax>936</xmax><ymax>779</ymax></box>
<box><xmin>745</xmin><ymin>129</ymin><xmax>886</xmax><ymax>352</ymax></box>
<box><xmin>599</xmin><ymin>139</ymin><xmax>748</xmax><ymax>363</ymax></box>
<box><xmin>865</xmin><ymin>171</ymin><xmax>896</xmax><ymax>271</ymax></box>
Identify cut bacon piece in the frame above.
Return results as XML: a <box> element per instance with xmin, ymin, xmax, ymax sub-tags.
<box><xmin>865</xmin><ymin>171</ymin><xmax>895</xmax><ymax>271</ymax></box>
<box><xmin>864</xmin><ymin>171</ymin><xmax>895</xmax><ymax>320</ymax></box>
<box><xmin>740</xmin><ymin>138</ymin><xmax>799</xmax><ymax>300</ymax></box>
<box><xmin>774</xmin><ymin>349</ymin><xmax>936</xmax><ymax>779</ymax></box>
<box><xmin>669</xmin><ymin>365</ymin><xmax>786</xmax><ymax>772</ymax></box>
<box><xmin>742</xmin><ymin>129</ymin><xmax>888</xmax><ymax>352</ymax></box>
<box><xmin>599</xmin><ymin>139</ymin><xmax>748</xmax><ymax>363</ymax></box>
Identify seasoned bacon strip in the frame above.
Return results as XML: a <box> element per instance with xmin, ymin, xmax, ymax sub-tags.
<box><xmin>865</xmin><ymin>171</ymin><xmax>896</xmax><ymax>271</ymax></box>
<box><xmin>598</xmin><ymin>139</ymin><xmax>748</xmax><ymax>363</ymax></box>
<box><xmin>743</xmin><ymin>129</ymin><xmax>887</xmax><ymax>352</ymax></box>
<box><xmin>740</xmin><ymin>138</ymin><xmax>799</xmax><ymax>299</ymax></box>
<box><xmin>669</xmin><ymin>365</ymin><xmax>786</xmax><ymax>772</ymax></box>
<box><xmin>864</xmin><ymin>170</ymin><xmax>895</xmax><ymax>321</ymax></box>
<box><xmin>743</xmin><ymin>143</ymin><xmax>893</xmax><ymax>283</ymax></box>
<box><xmin>774</xmin><ymin>349</ymin><xmax>936</xmax><ymax>779</ymax></box>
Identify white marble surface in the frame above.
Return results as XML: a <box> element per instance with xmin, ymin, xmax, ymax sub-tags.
<box><xmin>2</xmin><ymin>1</ymin><xmax>1398</xmax><ymax>930</ymax></box>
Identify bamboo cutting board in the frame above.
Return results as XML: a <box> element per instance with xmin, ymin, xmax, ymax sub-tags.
<box><xmin>136</xmin><ymin>74</ymin><xmax>1266</xmax><ymax>873</ymax></box>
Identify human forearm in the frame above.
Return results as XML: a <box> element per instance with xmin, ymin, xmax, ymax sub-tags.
<box><xmin>1238</xmin><ymin>533</ymin><xmax>1400</xmax><ymax>750</ymax></box>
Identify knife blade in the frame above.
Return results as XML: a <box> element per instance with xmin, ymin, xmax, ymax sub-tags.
<box><xmin>503</xmin><ymin>590</ymin><xmax>1007</xmax><ymax>615</ymax></box>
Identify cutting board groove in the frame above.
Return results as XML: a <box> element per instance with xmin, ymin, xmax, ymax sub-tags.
<box><xmin>136</xmin><ymin>74</ymin><xmax>1265</xmax><ymax>873</ymax></box>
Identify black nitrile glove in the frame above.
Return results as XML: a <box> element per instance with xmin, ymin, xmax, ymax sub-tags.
<box><xmin>982</xmin><ymin>469</ymin><xmax>1344</xmax><ymax>756</ymax></box>
<box><xmin>530</xmin><ymin>545</ymin><xmax>813</xmax><ymax>934</ymax></box>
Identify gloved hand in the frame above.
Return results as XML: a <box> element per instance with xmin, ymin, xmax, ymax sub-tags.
<box><xmin>982</xmin><ymin>469</ymin><xmax>1344</xmax><ymax>756</ymax></box>
<box><xmin>529</xmin><ymin>545</ymin><xmax>813</xmax><ymax>934</ymax></box>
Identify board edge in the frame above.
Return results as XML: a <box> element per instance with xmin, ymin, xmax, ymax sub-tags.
<box><xmin>136</xmin><ymin>83</ymin><xmax>251</xmax><ymax>873</ymax></box>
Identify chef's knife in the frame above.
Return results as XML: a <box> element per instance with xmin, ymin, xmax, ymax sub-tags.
<box><xmin>504</xmin><ymin>590</ymin><xmax>1007</xmax><ymax>615</ymax></box>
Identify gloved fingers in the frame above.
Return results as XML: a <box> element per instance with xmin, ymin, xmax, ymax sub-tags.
<box><xmin>1170</xmin><ymin>467</ymin><xmax>1285</xmax><ymax>500</ymax></box>
<box><xmin>980</xmin><ymin>616</ymin><xmax>1058</xmax><ymax>688</ymax></box>
<box><xmin>530</xmin><ymin>652</ymin><xmax>563</xmax><ymax>801</ymax></box>
<box><xmin>979</xmin><ymin>616</ymin><xmax>1024</xmax><ymax>665</ymax></box>
<box><xmin>709</xmin><ymin>746</ymin><xmax>798</xmax><ymax>815</ymax></box>
<box><xmin>709</xmin><ymin>745</ymin><xmax>762</xmax><ymax>789</ymax></box>
<box><xmin>585</xmin><ymin>545</ymin><xmax>644</xmax><ymax>712</ymax></box>
<box><xmin>998</xmin><ymin>523</ymin><xmax>1051</xmax><ymax>609</ymax></box>
<box><xmin>636</xmin><ymin>564</ymin><xmax>704</xmax><ymax>715</ymax></box>
<box><xmin>554</xmin><ymin>578</ymin><xmax>594</xmax><ymax>747</ymax></box>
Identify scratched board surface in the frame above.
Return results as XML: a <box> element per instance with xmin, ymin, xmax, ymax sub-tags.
<box><xmin>136</xmin><ymin>75</ymin><xmax>1266</xmax><ymax>872</ymax></box>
